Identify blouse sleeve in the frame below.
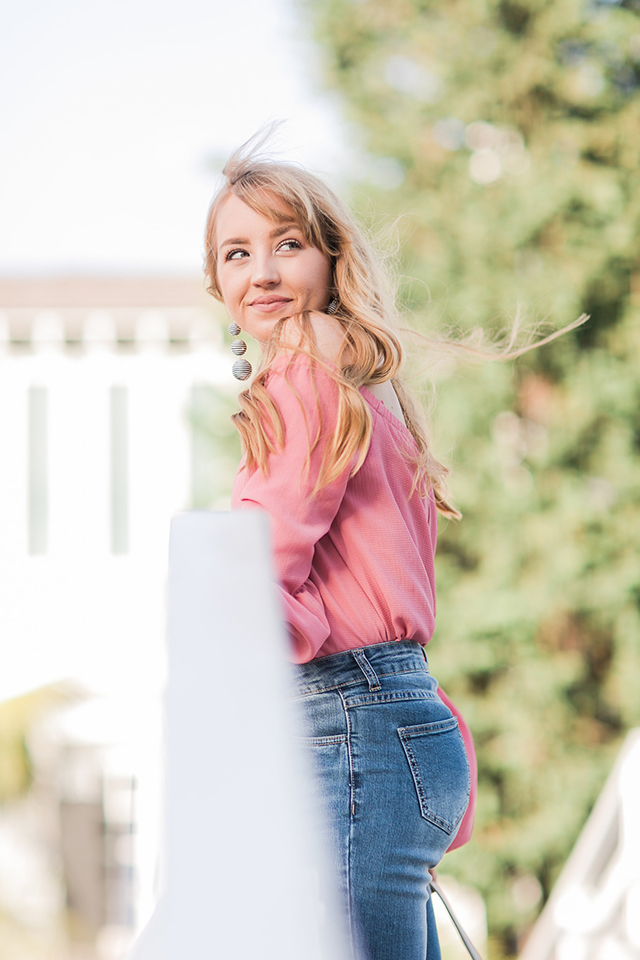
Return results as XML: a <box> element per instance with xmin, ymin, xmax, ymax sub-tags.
<box><xmin>231</xmin><ymin>356</ymin><xmax>352</xmax><ymax>663</ymax></box>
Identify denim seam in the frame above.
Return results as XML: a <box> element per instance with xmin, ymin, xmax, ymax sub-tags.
<box><xmin>344</xmin><ymin>691</ymin><xmax>440</xmax><ymax>708</ymax></box>
<box><xmin>291</xmin><ymin>734</ymin><xmax>347</xmax><ymax>746</ymax></box>
<box><xmin>399</xmin><ymin>718</ymin><xmax>459</xmax><ymax>736</ymax></box>
<box><xmin>339</xmin><ymin>688</ymin><xmax>356</xmax><ymax>950</ymax></box>
<box><xmin>290</xmin><ymin>666</ymin><xmax>428</xmax><ymax>699</ymax></box>
<box><xmin>352</xmin><ymin>648</ymin><xmax>382</xmax><ymax>692</ymax></box>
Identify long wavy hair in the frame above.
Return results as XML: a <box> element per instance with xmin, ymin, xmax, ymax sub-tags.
<box><xmin>203</xmin><ymin>138</ymin><xmax>463</xmax><ymax>518</ymax></box>
<box><xmin>203</xmin><ymin>135</ymin><xmax>586</xmax><ymax>519</ymax></box>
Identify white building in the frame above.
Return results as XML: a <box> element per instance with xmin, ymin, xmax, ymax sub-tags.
<box><xmin>1</xmin><ymin>275</ymin><xmax>237</xmax><ymax>698</ymax></box>
<box><xmin>0</xmin><ymin>275</ymin><xmax>236</xmax><ymax>957</ymax></box>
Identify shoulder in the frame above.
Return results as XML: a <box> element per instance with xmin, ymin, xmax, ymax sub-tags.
<box><xmin>265</xmin><ymin>352</ymin><xmax>340</xmax><ymax>439</ymax></box>
<box><xmin>308</xmin><ymin>311</ymin><xmax>346</xmax><ymax>366</ymax></box>
<box><xmin>267</xmin><ymin>351</ymin><xmax>338</xmax><ymax>402</ymax></box>
<box><xmin>277</xmin><ymin>311</ymin><xmax>346</xmax><ymax>366</ymax></box>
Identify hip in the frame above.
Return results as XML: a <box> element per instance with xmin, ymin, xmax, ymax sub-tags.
<box><xmin>289</xmin><ymin>640</ymin><xmax>470</xmax><ymax>840</ymax></box>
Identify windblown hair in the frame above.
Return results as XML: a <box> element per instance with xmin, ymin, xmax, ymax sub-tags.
<box><xmin>203</xmin><ymin>133</ymin><xmax>461</xmax><ymax>517</ymax></box>
<box><xmin>203</xmin><ymin>133</ymin><xmax>587</xmax><ymax>519</ymax></box>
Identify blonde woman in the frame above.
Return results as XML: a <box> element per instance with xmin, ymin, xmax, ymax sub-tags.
<box><xmin>204</xmin><ymin>142</ymin><xmax>476</xmax><ymax>960</ymax></box>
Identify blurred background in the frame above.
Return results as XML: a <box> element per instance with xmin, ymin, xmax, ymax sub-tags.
<box><xmin>1</xmin><ymin>0</ymin><xmax>639</xmax><ymax>958</ymax></box>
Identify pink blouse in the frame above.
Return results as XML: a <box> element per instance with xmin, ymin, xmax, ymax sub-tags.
<box><xmin>231</xmin><ymin>353</ymin><xmax>438</xmax><ymax>663</ymax></box>
<box><xmin>231</xmin><ymin>353</ymin><xmax>476</xmax><ymax>848</ymax></box>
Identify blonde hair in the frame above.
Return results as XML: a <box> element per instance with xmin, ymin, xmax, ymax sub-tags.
<box><xmin>203</xmin><ymin>134</ymin><xmax>587</xmax><ymax>519</ymax></box>
<box><xmin>204</xmin><ymin>134</ymin><xmax>461</xmax><ymax>518</ymax></box>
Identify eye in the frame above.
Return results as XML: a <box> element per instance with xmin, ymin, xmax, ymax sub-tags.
<box><xmin>224</xmin><ymin>248</ymin><xmax>248</xmax><ymax>261</ymax></box>
<box><xmin>277</xmin><ymin>238</ymin><xmax>303</xmax><ymax>253</ymax></box>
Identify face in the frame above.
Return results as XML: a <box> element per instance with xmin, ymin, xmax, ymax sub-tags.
<box><xmin>215</xmin><ymin>192</ymin><xmax>333</xmax><ymax>347</ymax></box>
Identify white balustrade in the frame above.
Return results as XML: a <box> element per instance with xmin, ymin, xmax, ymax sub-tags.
<box><xmin>83</xmin><ymin>310</ymin><xmax>117</xmax><ymax>352</ymax></box>
<box><xmin>31</xmin><ymin>310</ymin><xmax>65</xmax><ymax>352</ymax></box>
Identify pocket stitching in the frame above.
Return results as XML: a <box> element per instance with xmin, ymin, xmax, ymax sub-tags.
<box><xmin>398</xmin><ymin>717</ymin><xmax>459</xmax><ymax>738</ymax></box>
<box><xmin>398</xmin><ymin>717</ymin><xmax>467</xmax><ymax>834</ymax></box>
<box><xmin>345</xmin><ymin>691</ymin><xmax>441</xmax><ymax>708</ymax></box>
<box><xmin>293</xmin><ymin>734</ymin><xmax>347</xmax><ymax>746</ymax></box>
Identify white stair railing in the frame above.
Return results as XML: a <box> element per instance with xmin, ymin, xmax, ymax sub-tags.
<box><xmin>520</xmin><ymin>729</ymin><xmax>640</xmax><ymax>960</ymax></box>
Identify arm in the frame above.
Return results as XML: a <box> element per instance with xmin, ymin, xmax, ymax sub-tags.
<box><xmin>232</xmin><ymin>356</ymin><xmax>351</xmax><ymax>662</ymax></box>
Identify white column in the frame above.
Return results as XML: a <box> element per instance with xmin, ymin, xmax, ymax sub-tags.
<box><xmin>127</xmin><ymin>510</ymin><xmax>348</xmax><ymax>960</ymax></box>
<box><xmin>0</xmin><ymin>352</ymin><xmax>29</xmax><ymax>558</ymax></box>
<box><xmin>47</xmin><ymin>353</ymin><xmax>112</xmax><ymax>558</ymax></box>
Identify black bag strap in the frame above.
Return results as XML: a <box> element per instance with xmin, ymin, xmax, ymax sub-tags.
<box><xmin>428</xmin><ymin>878</ymin><xmax>485</xmax><ymax>960</ymax></box>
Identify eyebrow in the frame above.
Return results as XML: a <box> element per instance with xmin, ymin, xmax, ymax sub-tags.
<box><xmin>218</xmin><ymin>222</ymin><xmax>301</xmax><ymax>251</ymax></box>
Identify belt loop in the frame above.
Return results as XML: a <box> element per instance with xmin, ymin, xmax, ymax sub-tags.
<box><xmin>352</xmin><ymin>649</ymin><xmax>381</xmax><ymax>692</ymax></box>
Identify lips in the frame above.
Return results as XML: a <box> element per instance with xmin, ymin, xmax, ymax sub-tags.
<box><xmin>249</xmin><ymin>296</ymin><xmax>293</xmax><ymax>313</ymax></box>
<box><xmin>250</xmin><ymin>296</ymin><xmax>292</xmax><ymax>305</ymax></box>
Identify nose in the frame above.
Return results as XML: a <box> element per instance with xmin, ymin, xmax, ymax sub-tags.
<box><xmin>251</xmin><ymin>251</ymin><xmax>280</xmax><ymax>287</ymax></box>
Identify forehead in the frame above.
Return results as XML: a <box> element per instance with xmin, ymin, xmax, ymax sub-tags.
<box><xmin>216</xmin><ymin>191</ymin><xmax>299</xmax><ymax>239</ymax></box>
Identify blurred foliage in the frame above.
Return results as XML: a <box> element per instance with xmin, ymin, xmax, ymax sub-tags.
<box><xmin>190</xmin><ymin>382</ymin><xmax>242</xmax><ymax>510</ymax></box>
<box><xmin>303</xmin><ymin>0</ymin><xmax>640</xmax><ymax>953</ymax></box>
<box><xmin>0</xmin><ymin>686</ymin><xmax>71</xmax><ymax>805</ymax></box>
<box><xmin>189</xmin><ymin>302</ymin><xmax>247</xmax><ymax>510</ymax></box>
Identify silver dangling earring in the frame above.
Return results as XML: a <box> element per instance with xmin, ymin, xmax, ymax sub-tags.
<box><xmin>228</xmin><ymin>321</ymin><xmax>252</xmax><ymax>381</ymax></box>
<box><xmin>327</xmin><ymin>298</ymin><xmax>338</xmax><ymax>315</ymax></box>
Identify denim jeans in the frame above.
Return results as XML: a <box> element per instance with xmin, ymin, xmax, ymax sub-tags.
<box><xmin>291</xmin><ymin>641</ymin><xmax>470</xmax><ymax>960</ymax></box>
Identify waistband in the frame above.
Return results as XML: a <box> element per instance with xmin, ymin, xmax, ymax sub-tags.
<box><xmin>291</xmin><ymin>640</ymin><xmax>429</xmax><ymax>697</ymax></box>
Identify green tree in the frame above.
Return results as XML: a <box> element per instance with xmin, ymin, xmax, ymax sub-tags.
<box><xmin>303</xmin><ymin>0</ymin><xmax>640</xmax><ymax>953</ymax></box>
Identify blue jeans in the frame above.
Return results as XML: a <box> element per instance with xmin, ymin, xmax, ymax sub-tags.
<box><xmin>291</xmin><ymin>641</ymin><xmax>470</xmax><ymax>960</ymax></box>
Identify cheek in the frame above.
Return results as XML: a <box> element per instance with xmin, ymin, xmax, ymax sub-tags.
<box><xmin>217</xmin><ymin>268</ymin><xmax>238</xmax><ymax>308</ymax></box>
<box><xmin>318</xmin><ymin>260</ymin><xmax>332</xmax><ymax>289</ymax></box>
<box><xmin>303</xmin><ymin>254</ymin><xmax>331</xmax><ymax>296</ymax></box>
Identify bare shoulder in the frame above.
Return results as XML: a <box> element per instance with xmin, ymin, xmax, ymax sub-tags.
<box><xmin>278</xmin><ymin>311</ymin><xmax>347</xmax><ymax>365</ymax></box>
<box><xmin>308</xmin><ymin>311</ymin><xmax>347</xmax><ymax>365</ymax></box>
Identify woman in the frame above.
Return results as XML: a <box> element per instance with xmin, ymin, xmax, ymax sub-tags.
<box><xmin>203</xmin><ymin>143</ymin><xmax>475</xmax><ymax>960</ymax></box>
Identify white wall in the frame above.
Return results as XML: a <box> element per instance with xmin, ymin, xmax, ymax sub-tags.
<box><xmin>0</xmin><ymin>310</ymin><xmax>230</xmax><ymax>701</ymax></box>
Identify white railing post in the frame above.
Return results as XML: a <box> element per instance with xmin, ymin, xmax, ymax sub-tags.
<box><xmin>127</xmin><ymin>510</ymin><xmax>348</xmax><ymax>960</ymax></box>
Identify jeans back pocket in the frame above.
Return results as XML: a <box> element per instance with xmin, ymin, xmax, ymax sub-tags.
<box><xmin>397</xmin><ymin>717</ymin><xmax>470</xmax><ymax>835</ymax></box>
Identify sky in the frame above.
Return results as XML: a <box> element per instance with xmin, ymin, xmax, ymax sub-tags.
<box><xmin>0</xmin><ymin>0</ymin><xmax>349</xmax><ymax>274</ymax></box>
